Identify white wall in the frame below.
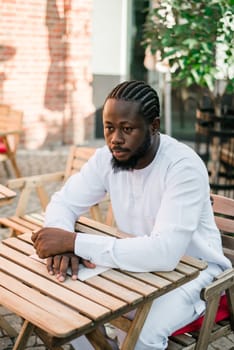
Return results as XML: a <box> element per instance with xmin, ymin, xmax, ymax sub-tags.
<box><xmin>92</xmin><ymin>0</ymin><xmax>132</xmax><ymax>77</ymax></box>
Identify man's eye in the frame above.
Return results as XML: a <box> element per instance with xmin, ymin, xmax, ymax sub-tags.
<box><xmin>105</xmin><ymin>126</ymin><xmax>114</xmax><ymax>132</ymax></box>
<box><xmin>123</xmin><ymin>127</ymin><xmax>133</xmax><ymax>133</ymax></box>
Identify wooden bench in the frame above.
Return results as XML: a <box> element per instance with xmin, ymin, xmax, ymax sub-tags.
<box><xmin>0</xmin><ymin>145</ymin><xmax>113</xmax><ymax>237</ymax></box>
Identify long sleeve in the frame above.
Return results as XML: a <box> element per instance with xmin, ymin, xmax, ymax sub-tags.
<box><xmin>44</xmin><ymin>149</ymin><xmax>108</xmax><ymax>231</ymax></box>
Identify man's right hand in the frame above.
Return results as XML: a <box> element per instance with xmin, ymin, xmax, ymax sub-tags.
<box><xmin>46</xmin><ymin>253</ymin><xmax>96</xmax><ymax>282</ymax></box>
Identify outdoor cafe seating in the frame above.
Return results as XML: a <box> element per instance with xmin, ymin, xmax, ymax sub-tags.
<box><xmin>0</xmin><ymin>142</ymin><xmax>233</xmax><ymax>349</ymax></box>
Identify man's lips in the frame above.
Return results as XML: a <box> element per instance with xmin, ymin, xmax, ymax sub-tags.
<box><xmin>111</xmin><ymin>148</ymin><xmax>129</xmax><ymax>158</ymax></box>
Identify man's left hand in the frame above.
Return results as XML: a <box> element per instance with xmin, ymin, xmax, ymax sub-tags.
<box><xmin>31</xmin><ymin>227</ymin><xmax>76</xmax><ymax>258</ymax></box>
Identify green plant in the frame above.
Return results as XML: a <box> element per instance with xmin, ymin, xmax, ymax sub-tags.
<box><xmin>143</xmin><ymin>0</ymin><xmax>234</xmax><ymax>115</ymax></box>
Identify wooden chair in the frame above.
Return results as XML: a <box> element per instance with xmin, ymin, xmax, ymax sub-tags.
<box><xmin>0</xmin><ymin>106</ymin><xmax>23</xmax><ymax>177</ymax></box>
<box><xmin>167</xmin><ymin>193</ymin><xmax>234</xmax><ymax>349</ymax></box>
<box><xmin>106</xmin><ymin>194</ymin><xmax>234</xmax><ymax>350</ymax></box>
<box><xmin>0</xmin><ymin>103</ymin><xmax>10</xmax><ymax>115</ymax></box>
<box><xmin>0</xmin><ymin>145</ymin><xmax>113</xmax><ymax>236</ymax></box>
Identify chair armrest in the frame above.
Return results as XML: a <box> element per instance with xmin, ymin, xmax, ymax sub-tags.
<box><xmin>0</xmin><ymin>130</ymin><xmax>23</xmax><ymax>136</ymax></box>
<box><xmin>201</xmin><ymin>268</ymin><xmax>234</xmax><ymax>301</ymax></box>
<box><xmin>7</xmin><ymin>171</ymin><xmax>65</xmax><ymax>190</ymax></box>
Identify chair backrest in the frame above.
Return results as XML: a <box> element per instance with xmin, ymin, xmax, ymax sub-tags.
<box><xmin>0</xmin><ymin>104</ymin><xmax>10</xmax><ymax>116</ymax></box>
<box><xmin>7</xmin><ymin>145</ymin><xmax>114</xmax><ymax>225</ymax></box>
<box><xmin>211</xmin><ymin>193</ymin><xmax>234</xmax><ymax>265</ymax></box>
<box><xmin>64</xmin><ymin>146</ymin><xmax>96</xmax><ymax>180</ymax></box>
<box><xmin>0</xmin><ymin>108</ymin><xmax>23</xmax><ymax>152</ymax></box>
<box><xmin>0</xmin><ymin>107</ymin><xmax>23</xmax><ymax>177</ymax></box>
<box><xmin>63</xmin><ymin>145</ymin><xmax>114</xmax><ymax>224</ymax></box>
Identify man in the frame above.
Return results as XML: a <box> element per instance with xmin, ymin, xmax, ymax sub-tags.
<box><xmin>32</xmin><ymin>80</ymin><xmax>231</xmax><ymax>350</ymax></box>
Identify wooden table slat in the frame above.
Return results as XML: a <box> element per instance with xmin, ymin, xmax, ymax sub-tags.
<box><xmin>0</xmin><ymin>184</ymin><xmax>16</xmax><ymax>198</ymax></box>
<box><xmin>154</xmin><ymin>270</ymin><xmax>185</xmax><ymax>282</ymax></box>
<box><xmin>77</xmin><ymin>216</ymin><xmax>132</xmax><ymax>239</ymax></box>
<box><xmin>2</xmin><ymin>236</ymin><xmax>35</xmax><ymax>255</ymax></box>
<box><xmin>101</xmin><ymin>269</ymin><xmax>157</xmax><ymax>295</ymax></box>
<box><xmin>27</xmin><ymin>212</ymin><xmax>45</xmax><ymax>221</ymax></box>
<box><xmin>86</xmin><ymin>275</ymin><xmax>144</xmax><ymax>303</ymax></box>
<box><xmin>0</xmin><ymin>271</ymin><xmax>92</xmax><ymax>329</ymax></box>
<box><xmin>7</xmin><ymin>216</ymin><xmax>42</xmax><ymax>230</ymax></box>
<box><xmin>0</xmin><ymin>256</ymin><xmax>110</xmax><ymax>320</ymax></box>
<box><xmin>0</xmin><ymin>287</ymin><xmax>87</xmax><ymax>338</ymax></box>
<box><xmin>23</xmin><ymin>214</ymin><xmax>45</xmax><ymax>226</ymax></box>
<box><xmin>125</xmin><ymin>271</ymin><xmax>172</xmax><ymax>288</ymax></box>
<box><xmin>181</xmin><ymin>255</ymin><xmax>208</xmax><ymax>271</ymax></box>
<box><xmin>18</xmin><ymin>232</ymin><xmax>34</xmax><ymax>243</ymax></box>
<box><xmin>175</xmin><ymin>262</ymin><xmax>198</xmax><ymax>275</ymax></box>
<box><xmin>0</xmin><ymin>244</ymin><xmax>128</xmax><ymax>310</ymax></box>
<box><xmin>0</xmin><ymin>217</ymin><xmax>35</xmax><ymax>233</ymax></box>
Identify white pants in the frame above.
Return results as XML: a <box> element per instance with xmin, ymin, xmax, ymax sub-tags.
<box><xmin>71</xmin><ymin>263</ymin><xmax>222</xmax><ymax>350</ymax></box>
<box><xmin>134</xmin><ymin>263</ymin><xmax>222</xmax><ymax>350</ymax></box>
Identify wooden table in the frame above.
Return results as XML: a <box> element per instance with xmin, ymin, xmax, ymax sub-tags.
<box><xmin>0</xmin><ymin>183</ymin><xmax>16</xmax><ymax>206</ymax></box>
<box><xmin>0</xmin><ymin>217</ymin><xmax>207</xmax><ymax>350</ymax></box>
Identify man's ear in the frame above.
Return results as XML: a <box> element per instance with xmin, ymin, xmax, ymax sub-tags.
<box><xmin>151</xmin><ymin>117</ymin><xmax>160</xmax><ymax>134</ymax></box>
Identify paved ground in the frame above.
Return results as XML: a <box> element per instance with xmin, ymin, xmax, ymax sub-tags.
<box><xmin>0</xmin><ymin>142</ymin><xmax>234</xmax><ymax>350</ymax></box>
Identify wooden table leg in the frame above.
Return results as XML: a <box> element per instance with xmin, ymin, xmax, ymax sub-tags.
<box><xmin>13</xmin><ymin>320</ymin><xmax>34</xmax><ymax>350</ymax></box>
<box><xmin>86</xmin><ymin>327</ymin><xmax>114</xmax><ymax>350</ymax></box>
<box><xmin>121</xmin><ymin>300</ymin><xmax>153</xmax><ymax>350</ymax></box>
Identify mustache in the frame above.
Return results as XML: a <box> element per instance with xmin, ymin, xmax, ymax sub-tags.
<box><xmin>111</xmin><ymin>147</ymin><xmax>129</xmax><ymax>152</ymax></box>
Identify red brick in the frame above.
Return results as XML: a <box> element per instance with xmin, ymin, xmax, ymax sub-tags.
<box><xmin>0</xmin><ymin>0</ymin><xmax>94</xmax><ymax>149</ymax></box>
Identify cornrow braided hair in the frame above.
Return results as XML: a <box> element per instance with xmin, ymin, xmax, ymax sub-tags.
<box><xmin>105</xmin><ymin>80</ymin><xmax>160</xmax><ymax>124</ymax></box>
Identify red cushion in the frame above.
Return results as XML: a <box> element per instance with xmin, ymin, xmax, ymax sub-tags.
<box><xmin>0</xmin><ymin>139</ymin><xmax>7</xmax><ymax>153</ymax></box>
<box><xmin>172</xmin><ymin>294</ymin><xmax>229</xmax><ymax>336</ymax></box>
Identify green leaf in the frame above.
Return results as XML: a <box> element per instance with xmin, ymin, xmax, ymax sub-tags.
<box><xmin>143</xmin><ymin>0</ymin><xmax>234</xmax><ymax>94</ymax></box>
<box><xmin>182</xmin><ymin>38</ymin><xmax>198</xmax><ymax>49</ymax></box>
<box><xmin>204</xmin><ymin>74</ymin><xmax>215</xmax><ymax>91</ymax></box>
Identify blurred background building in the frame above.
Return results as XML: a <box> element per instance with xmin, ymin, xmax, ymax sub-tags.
<box><xmin>0</xmin><ymin>0</ymin><xmax>233</xmax><ymax>149</ymax></box>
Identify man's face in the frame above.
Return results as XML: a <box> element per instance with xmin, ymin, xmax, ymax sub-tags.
<box><xmin>103</xmin><ymin>99</ymin><xmax>153</xmax><ymax>171</ymax></box>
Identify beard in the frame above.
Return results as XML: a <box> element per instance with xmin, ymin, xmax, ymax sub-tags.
<box><xmin>111</xmin><ymin>130</ymin><xmax>151</xmax><ymax>172</ymax></box>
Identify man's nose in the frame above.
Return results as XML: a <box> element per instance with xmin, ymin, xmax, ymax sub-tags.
<box><xmin>111</xmin><ymin>129</ymin><xmax>124</xmax><ymax>144</ymax></box>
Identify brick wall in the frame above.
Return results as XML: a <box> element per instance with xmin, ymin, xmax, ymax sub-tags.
<box><xmin>0</xmin><ymin>0</ymin><xmax>94</xmax><ymax>149</ymax></box>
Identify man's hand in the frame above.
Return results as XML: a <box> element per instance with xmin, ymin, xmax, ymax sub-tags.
<box><xmin>31</xmin><ymin>227</ymin><xmax>96</xmax><ymax>282</ymax></box>
<box><xmin>46</xmin><ymin>254</ymin><xmax>96</xmax><ymax>282</ymax></box>
<box><xmin>31</xmin><ymin>227</ymin><xmax>76</xmax><ymax>258</ymax></box>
